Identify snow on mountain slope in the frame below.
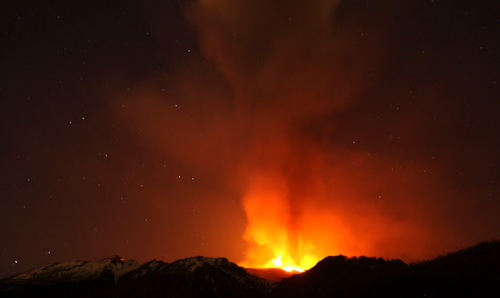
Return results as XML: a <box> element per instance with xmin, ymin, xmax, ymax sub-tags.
<box><xmin>163</xmin><ymin>256</ymin><xmax>272</xmax><ymax>288</ymax></box>
<box><xmin>120</xmin><ymin>259</ymin><xmax>169</xmax><ymax>279</ymax></box>
<box><xmin>168</xmin><ymin>257</ymin><xmax>233</xmax><ymax>273</ymax></box>
<box><xmin>1</xmin><ymin>254</ymin><xmax>272</xmax><ymax>297</ymax></box>
<box><xmin>5</xmin><ymin>255</ymin><xmax>140</xmax><ymax>284</ymax></box>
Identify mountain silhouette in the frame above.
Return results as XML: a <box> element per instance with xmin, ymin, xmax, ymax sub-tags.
<box><xmin>1</xmin><ymin>241</ymin><xmax>499</xmax><ymax>297</ymax></box>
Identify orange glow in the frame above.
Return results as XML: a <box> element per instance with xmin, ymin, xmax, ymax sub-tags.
<box><xmin>237</xmin><ymin>173</ymin><xmax>340</xmax><ymax>272</ymax></box>
<box><xmin>269</xmin><ymin>255</ymin><xmax>305</xmax><ymax>272</ymax></box>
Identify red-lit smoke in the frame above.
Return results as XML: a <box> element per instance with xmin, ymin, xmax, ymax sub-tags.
<box><xmin>111</xmin><ymin>0</ymin><xmax>499</xmax><ymax>268</ymax></box>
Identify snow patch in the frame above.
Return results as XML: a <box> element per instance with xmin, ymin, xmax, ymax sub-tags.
<box><xmin>8</xmin><ymin>257</ymin><xmax>140</xmax><ymax>283</ymax></box>
<box><xmin>171</xmin><ymin>257</ymin><xmax>229</xmax><ymax>273</ymax></box>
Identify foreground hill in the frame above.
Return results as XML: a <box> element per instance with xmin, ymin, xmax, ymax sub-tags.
<box><xmin>274</xmin><ymin>241</ymin><xmax>500</xmax><ymax>298</ymax></box>
<box><xmin>1</xmin><ymin>241</ymin><xmax>499</xmax><ymax>297</ymax></box>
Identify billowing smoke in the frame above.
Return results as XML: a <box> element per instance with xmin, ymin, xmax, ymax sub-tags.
<box><xmin>184</xmin><ymin>0</ymin><xmax>390</xmax><ymax>269</ymax></box>
<box><xmin>110</xmin><ymin>0</ymin><xmax>499</xmax><ymax>267</ymax></box>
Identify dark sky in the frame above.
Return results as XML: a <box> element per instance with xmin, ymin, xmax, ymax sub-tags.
<box><xmin>1</xmin><ymin>0</ymin><xmax>499</xmax><ymax>278</ymax></box>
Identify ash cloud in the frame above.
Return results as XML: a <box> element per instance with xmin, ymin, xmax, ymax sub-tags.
<box><xmin>112</xmin><ymin>0</ymin><xmax>500</xmax><ymax>264</ymax></box>
<box><xmin>184</xmin><ymin>0</ymin><xmax>392</xmax><ymax>265</ymax></box>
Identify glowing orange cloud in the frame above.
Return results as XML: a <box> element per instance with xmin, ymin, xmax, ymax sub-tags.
<box><xmin>102</xmin><ymin>0</ymin><xmax>500</xmax><ymax>271</ymax></box>
<box><xmin>237</xmin><ymin>173</ymin><xmax>320</xmax><ymax>271</ymax></box>
<box><xmin>183</xmin><ymin>0</ymin><xmax>386</xmax><ymax>271</ymax></box>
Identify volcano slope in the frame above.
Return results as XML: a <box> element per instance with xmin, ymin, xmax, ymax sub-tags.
<box><xmin>1</xmin><ymin>241</ymin><xmax>499</xmax><ymax>298</ymax></box>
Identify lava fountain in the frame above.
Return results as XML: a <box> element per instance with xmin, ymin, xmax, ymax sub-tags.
<box><xmin>237</xmin><ymin>170</ymin><xmax>339</xmax><ymax>272</ymax></box>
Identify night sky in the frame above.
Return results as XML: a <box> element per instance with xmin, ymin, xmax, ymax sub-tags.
<box><xmin>1</xmin><ymin>0</ymin><xmax>500</xmax><ymax>278</ymax></box>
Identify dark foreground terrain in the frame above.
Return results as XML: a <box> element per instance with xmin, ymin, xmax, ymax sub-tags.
<box><xmin>1</xmin><ymin>241</ymin><xmax>499</xmax><ymax>297</ymax></box>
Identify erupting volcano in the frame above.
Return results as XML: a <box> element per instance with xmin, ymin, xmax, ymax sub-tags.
<box><xmin>185</xmin><ymin>0</ymin><xmax>360</xmax><ymax>272</ymax></box>
<box><xmin>238</xmin><ymin>172</ymin><xmax>330</xmax><ymax>272</ymax></box>
<box><xmin>2</xmin><ymin>0</ymin><xmax>499</xmax><ymax>285</ymax></box>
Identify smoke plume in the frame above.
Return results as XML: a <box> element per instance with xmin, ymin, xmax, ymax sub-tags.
<box><xmin>111</xmin><ymin>0</ymin><xmax>500</xmax><ymax>266</ymax></box>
